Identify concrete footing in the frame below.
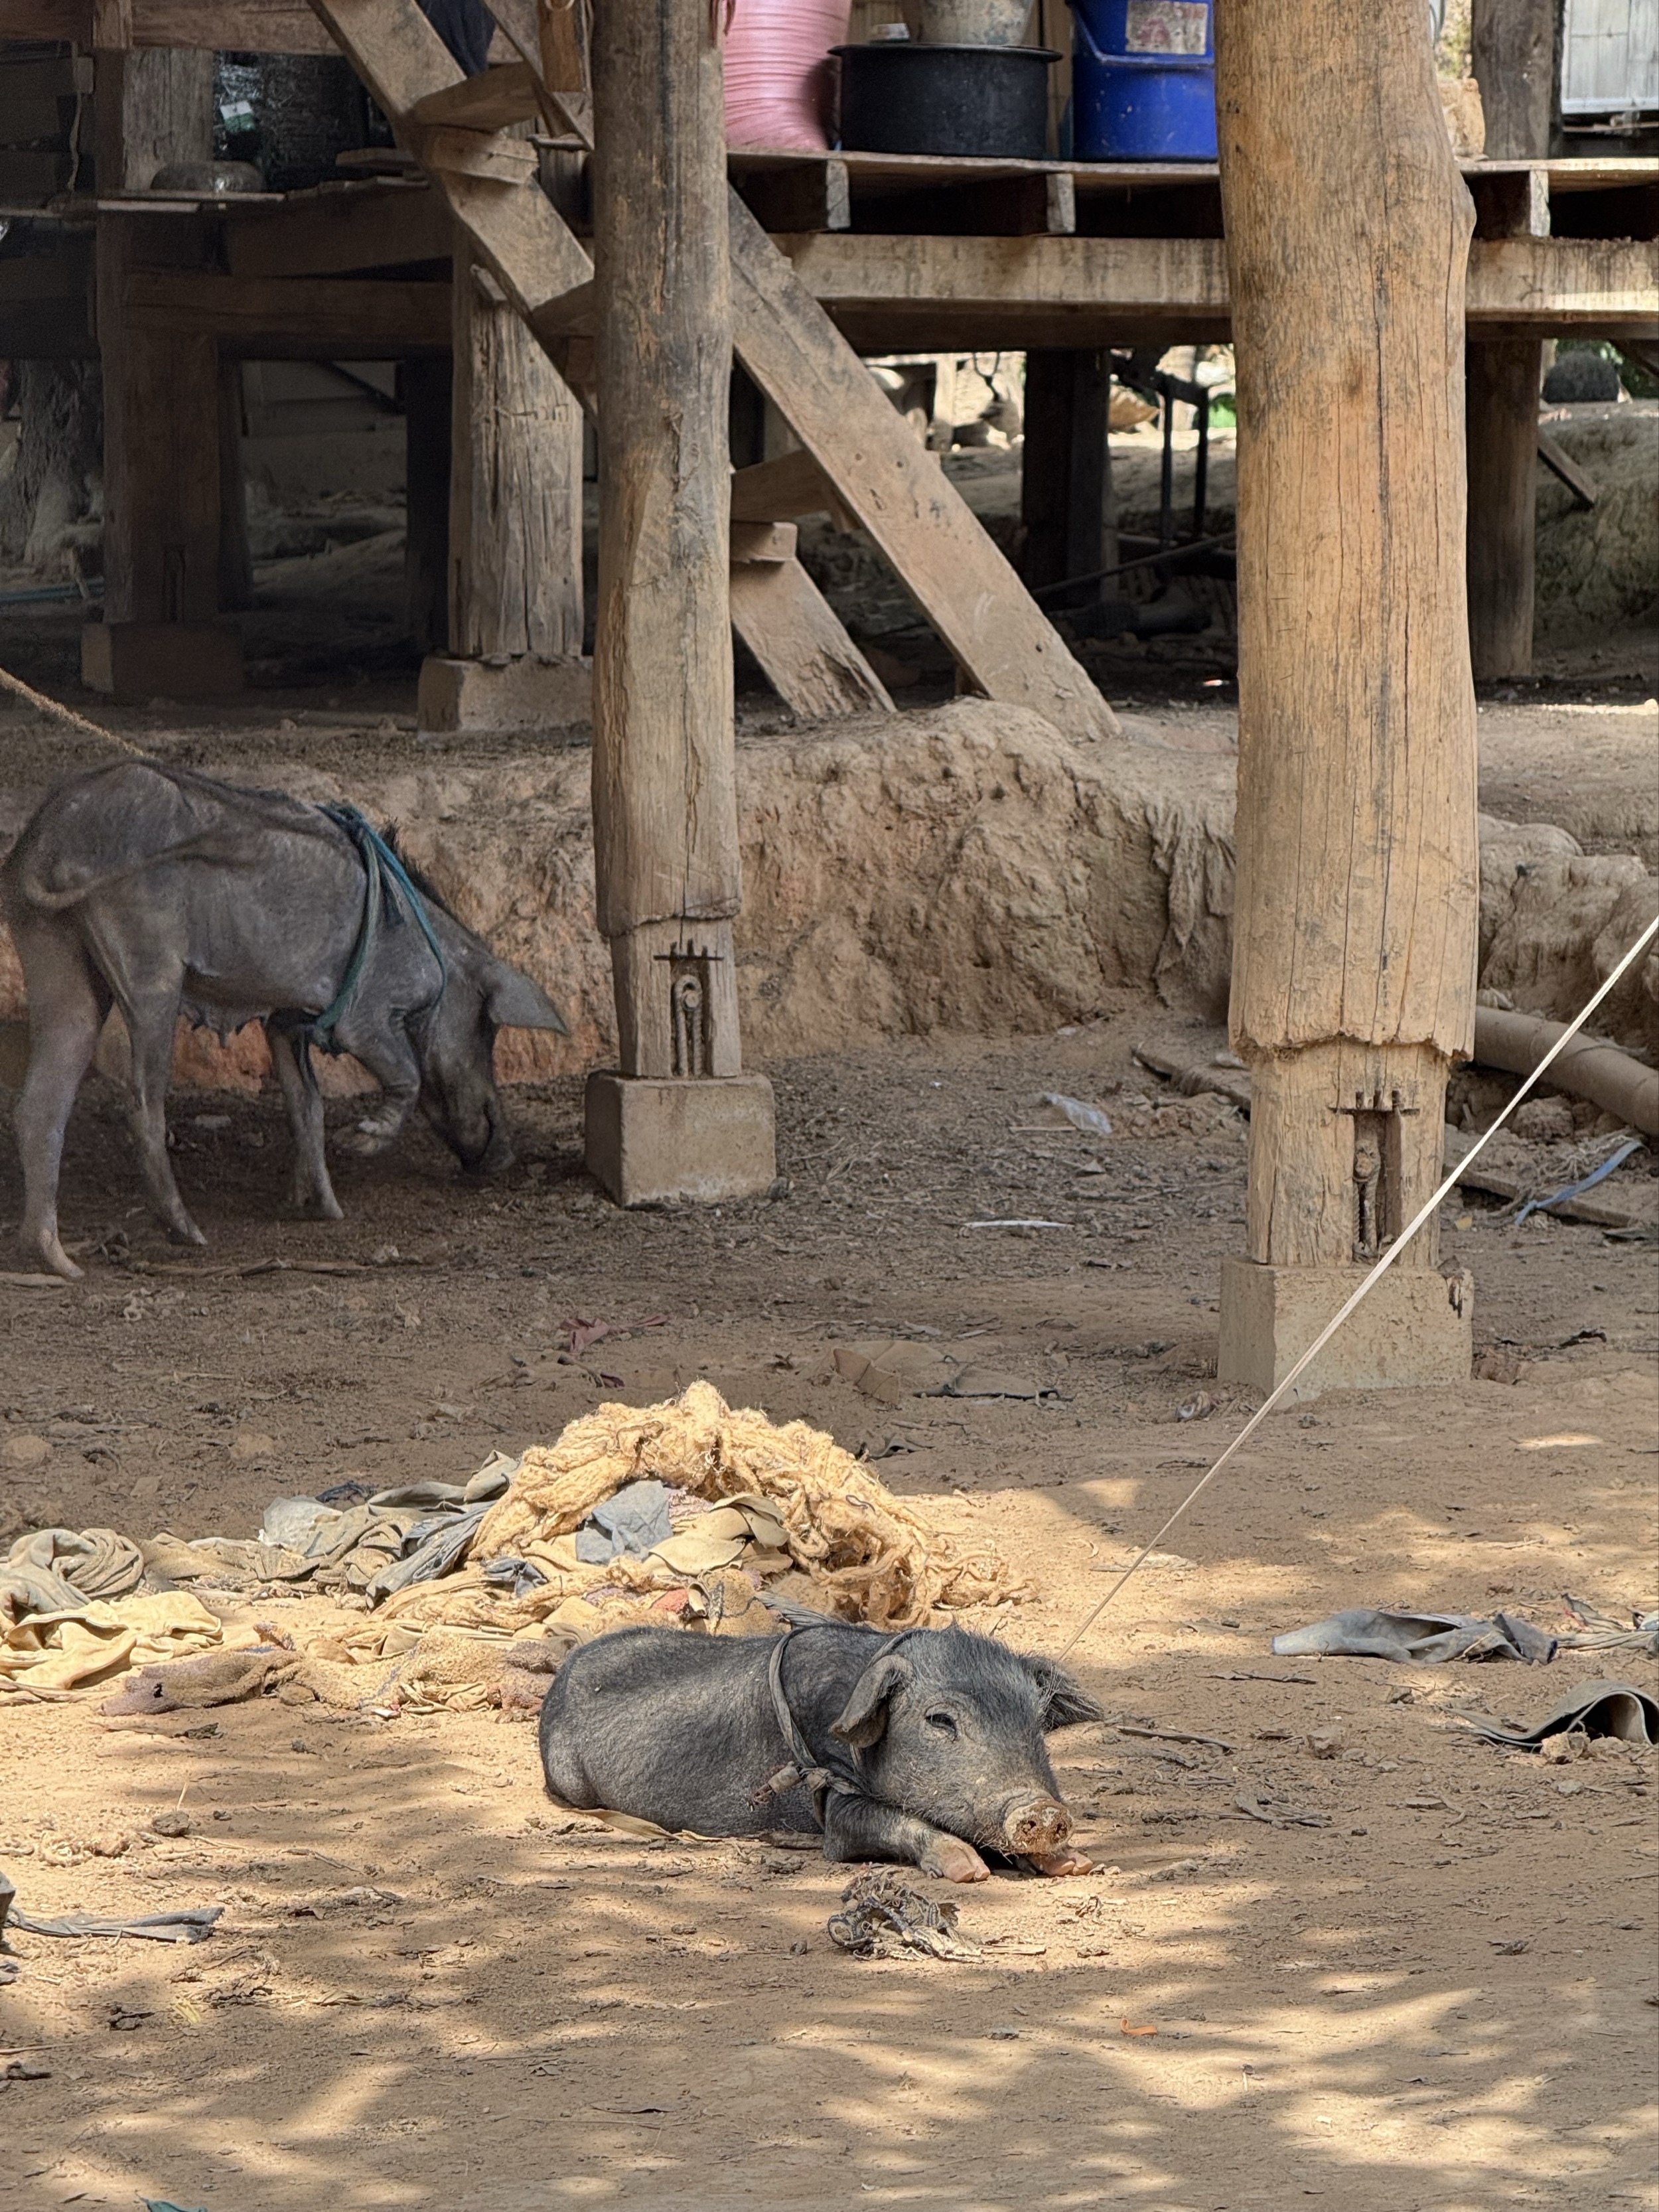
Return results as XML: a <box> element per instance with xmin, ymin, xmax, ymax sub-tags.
<box><xmin>82</xmin><ymin>619</ymin><xmax>244</xmax><ymax>700</ymax></box>
<box><xmin>1217</xmin><ymin>1254</ymin><xmax>1473</xmax><ymax>1401</ymax></box>
<box><xmin>585</xmin><ymin>1072</ymin><xmax>777</xmax><ymax>1208</ymax></box>
<box><xmin>417</xmin><ymin>654</ymin><xmax>593</xmax><ymax>735</ymax></box>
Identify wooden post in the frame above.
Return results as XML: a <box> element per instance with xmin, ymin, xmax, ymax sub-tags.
<box><xmin>1021</xmin><ymin>350</ymin><xmax>1115</xmax><ymax>605</ymax></box>
<box><xmin>417</xmin><ymin>238</ymin><xmax>591</xmax><ymax>735</ymax></box>
<box><xmin>84</xmin><ymin>49</ymin><xmax>241</xmax><ymax>700</ymax></box>
<box><xmin>1214</xmin><ymin>0</ymin><xmax>1480</xmax><ymax>1399</ymax></box>
<box><xmin>1465</xmin><ymin>0</ymin><xmax>1554</xmax><ymax>682</ymax></box>
<box><xmin>1465</xmin><ymin>338</ymin><xmax>1541</xmax><ymax>680</ymax></box>
<box><xmin>583</xmin><ymin>0</ymin><xmax>776</xmax><ymax>1205</ymax></box>
<box><xmin>1471</xmin><ymin>0</ymin><xmax>1557</xmax><ymax>162</ymax></box>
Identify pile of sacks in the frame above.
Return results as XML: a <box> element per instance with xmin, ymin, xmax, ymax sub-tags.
<box><xmin>1</xmin><ymin>1384</ymin><xmax>1023</xmax><ymax>1704</ymax></box>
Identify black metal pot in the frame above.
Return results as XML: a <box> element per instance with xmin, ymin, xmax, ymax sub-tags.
<box><xmin>833</xmin><ymin>43</ymin><xmax>1058</xmax><ymax>161</ymax></box>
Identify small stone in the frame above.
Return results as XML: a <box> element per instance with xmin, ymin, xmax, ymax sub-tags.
<box><xmin>1307</xmin><ymin>1730</ymin><xmax>1344</xmax><ymax>1759</ymax></box>
<box><xmin>1</xmin><ymin>1434</ymin><xmax>52</xmax><ymax>1470</ymax></box>
<box><xmin>230</xmin><ymin>1430</ymin><xmax>277</xmax><ymax>1461</ymax></box>
<box><xmin>149</xmin><ymin>1809</ymin><xmax>193</xmax><ymax>1838</ymax></box>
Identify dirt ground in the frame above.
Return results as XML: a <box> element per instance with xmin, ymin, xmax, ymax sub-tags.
<box><xmin>1</xmin><ymin>1013</ymin><xmax>1656</xmax><ymax>2212</ymax></box>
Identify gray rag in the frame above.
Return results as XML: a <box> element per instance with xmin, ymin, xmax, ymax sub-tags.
<box><xmin>1457</xmin><ymin>1677</ymin><xmax>1659</xmax><ymax>1749</ymax></box>
<box><xmin>1271</xmin><ymin>1607</ymin><xmax>1557</xmax><ymax>1665</ymax></box>
<box><xmin>1</xmin><ymin>1870</ymin><xmax>220</xmax><ymax>1950</ymax></box>
<box><xmin>575</xmin><ymin>1479</ymin><xmax>675</xmax><ymax>1565</ymax></box>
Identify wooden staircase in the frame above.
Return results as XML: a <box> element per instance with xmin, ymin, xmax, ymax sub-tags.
<box><xmin>309</xmin><ymin>0</ymin><xmax>1119</xmax><ymax>740</ymax></box>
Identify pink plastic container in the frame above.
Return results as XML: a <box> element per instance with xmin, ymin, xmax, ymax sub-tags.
<box><xmin>724</xmin><ymin>0</ymin><xmax>852</xmax><ymax>152</ymax></box>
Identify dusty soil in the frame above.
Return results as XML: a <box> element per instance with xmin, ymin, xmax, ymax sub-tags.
<box><xmin>1</xmin><ymin>1016</ymin><xmax>1656</xmax><ymax>2212</ymax></box>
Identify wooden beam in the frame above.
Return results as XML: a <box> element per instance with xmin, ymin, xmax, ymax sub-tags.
<box><xmin>224</xmin><ymin>182</ymin><xmax>454</xmax><ymax>279</ymax></box>
<box><xmin>770</xmin><ymin>231</ymin><xmax>1658</xmax><ymax>342</ymax></box>
<box><xmin>402</xmin><ymin>352</ymin><xmax>450</xmax><ymax>655</ymax></box>
<box><xmin>119</xmin><ymin>269</ymin><xmax>451</xmax><ymax>352</ymax></box>
<box><xmin>9</xmin><ymin>0</ymin><xmax>338</xmax><ymax>50</ymax></box>
<box><xmin>727</xmin><ymin>193</ymin><xmax>1118</xmax><ymax>743</ymax></box>
<box><xmin>1536</xmin><ymin>427</ymin><xmax>1597</xmax><ymax>508</ymax></box>
<box><xmin>730</xmin><ymin>555</ymin><xmax>896</xmax><ymax>721</ymax></box>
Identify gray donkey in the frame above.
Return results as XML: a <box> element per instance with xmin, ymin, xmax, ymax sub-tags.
<box><xmin>2</xmin><ymin>760</ymin><xmax>568</xmax><ymax>1280</ymax></box>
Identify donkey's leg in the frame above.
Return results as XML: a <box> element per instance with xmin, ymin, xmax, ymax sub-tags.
<box><xmin>267</xmin><ymin>1021</ymin><xmax>344</xmax><ymax>1218</ymax></box>
<box><xmin>12</xmin><ymin>921</ymin><xmax>108</xmax><ymax>1280</ymax></box>
<box><xmin>121</xmin><ymin>972</ymin><xmax>204</xmax><ymax>1246</ymax></box>
<box><xmin>336</xmin><ymin>1018</ymin><xmax>422</xmax><ymax>1157</ymax></box>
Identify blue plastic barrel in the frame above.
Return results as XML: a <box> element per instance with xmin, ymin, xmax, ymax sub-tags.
<box><xmin>1069</xmin><ymin>0</ymin><xmax>1216</xmax><ymax>161</ymax></box>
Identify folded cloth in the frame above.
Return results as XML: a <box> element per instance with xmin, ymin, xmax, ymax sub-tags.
<box><xmin>575</xmin><ymin>1479</ymin><xmax>675</xmax><ymax>1564</ymax></box>
<box><xmin>1457</xmin><ymin>1677</ymin><xmax>1659</xmax><ymax>1749</ymax></box>
<box><xmin>1271</xmin><ymin>1607</ymin><xmax>1557</xmax><ymax>1665</ymax></box>
<box><xmin>5</xmin><ymin>1527</ymin><xmax>144</xmax><ymax>1605</ymax></box>
<box><xmin>0</xmin><ymin>1591</ymin><xmax>224</xmax><ymax>1693</ymax></box>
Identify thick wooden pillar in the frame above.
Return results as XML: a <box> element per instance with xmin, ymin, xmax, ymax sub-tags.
<box><xmin>84</xmin><ymin>43</ymin><xmax>241</xmax><ymax>699</ymax></box>
<box><xmin>1465</xmin><ymin>0</ymin><xmax>1554</xmax><ymax>682</ymax></box>
<box><xmin>583</xmin><ymin>0</ymin><xmax>775</xmax><ymax>1203</ymax></box>
<box><xmin>417</xmin><ymin>249</ymin><xmax>590</xmax><ymax>733</ymax></box>
<box><xmin>1214</xmin><ymin>0</ymin><xmax>1479</xmax><ymax>1398</ymax></box>
<box><xmin>1021</xmin><ymin>350</ymin><xmax>1115</xmax><ymax>605</ymax></box>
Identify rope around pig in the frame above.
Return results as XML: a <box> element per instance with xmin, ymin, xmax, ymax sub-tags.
<box><xmin>0</xmin><ymin>659</ymin><xmax>152</xmax><ymax>758</ymax></box>
<box><xmin>1057</xmin><ymin>908</ymin><xmax>1659</xmax><ymax>1660</ymax></box>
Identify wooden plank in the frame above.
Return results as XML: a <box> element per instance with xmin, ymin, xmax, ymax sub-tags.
<box><xmin>7</xmin><ymin>0</ymin><xmax>341</xmax><ymax>49</ymax></box>
<box><xmin>766</xmin><ymin>231</ymin><xmax>1656</xmax><ymax>342</ymax></box>
<box><xmin>121</xmin><ymin>269</ymin><xmax>451</xmax><ymax>350</ymax></box>
<box><xmin>224</xmin><ymin>181</ymin><xmax>453</xmax><ymax>279</ymax></box>
<box><xmin>727</xmin><ymin>192</ymin><xmax>1118</xmax><ymax>743</ymax></box>
<box><xmin>729</xmin><ymin>449</ymin><xmax>837</xmax><ymax>522</ymax></box>
<box><xmin>730</xmin><ymin>555</ymin><xmax>896</xmax><ymax>721</ymax></box>
<box><xmin>730</xmin><ymin>522</ymin><xmax>798</xmax><ymax>563</ymax></box>
<box><xmin>1536</xmin><ymin>428</ymin><xmax>1598</xmax><ymax>508</ymax></box>
<box><xmin>736</xmin><ymin>158</ymin><xmax>851</xmax><ymax>236</ymax></box>
<box><xmin>1466</xmin><ymin>340</ymin><xmax>1541</xmax><ymax>680</ymax></box>
<box><xmin>413</xmin><ymin>124</ymin><xmax>539</xmax><ymax>186</ymax></box>
<box><xmin>408</xmin><ymin>61</ymin><xmax>541</xmax><ymax>133</ymax></box>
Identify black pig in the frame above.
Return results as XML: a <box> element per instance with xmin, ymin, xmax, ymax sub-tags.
<box><xmin>539</xmin><ymin>1615</ymin><xmax>1104</xmax><ymax>1881</ymax></box>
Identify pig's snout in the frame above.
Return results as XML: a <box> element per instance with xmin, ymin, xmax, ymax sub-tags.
<box><xmin>1002</xmin><ymin>1794</ymin><xmax>1072</xmax><ymax>1855</ymax></box>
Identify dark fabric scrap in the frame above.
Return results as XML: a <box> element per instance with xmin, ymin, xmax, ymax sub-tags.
<box><xmin>1</xmin><ymin>1871</ymin><xmax>221</xmax><ymax>1947</ymax></box>
<box><xmin>1458</xmin><ymin>1677</ymin><xmax>1659</xmax><ymax>1749</ymax></box>
<box><xmin>1271</xmin><ymin>1607</ymin><xmax>1557</xmax><ymax>1665</ymax></box>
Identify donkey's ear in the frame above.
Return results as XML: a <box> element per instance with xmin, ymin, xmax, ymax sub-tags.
<box><xmin>485</xmin><ymin>961</ymin><xmax>569</xmax><ymax>1034</ymax></box>
<box><xmin>830</xmin><ymin>1653</ymin><xmax>915</xmax><ymax>1749</ymax></box>
<box><xmin>1023</xmin><ymin>1655</ymin><xmax>1106</xmax><ymax>1731</ymax></box>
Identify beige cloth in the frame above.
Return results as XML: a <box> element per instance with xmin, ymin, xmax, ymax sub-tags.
<box><xmin>0</xmin><ymin>1590</ymin><xmax>224</xmax><ymax>1693</ymax></box>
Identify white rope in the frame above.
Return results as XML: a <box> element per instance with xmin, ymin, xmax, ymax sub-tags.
<box><xmin>1058</xmin><ymin>911</ymin><xmax>1659</xmax><ymax>1659</ymax></box>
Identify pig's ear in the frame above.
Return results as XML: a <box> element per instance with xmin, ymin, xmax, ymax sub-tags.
<box><xmin>1024</xmin><ymin>1656</ymin><xmax>1106</xmax><ymax>1731</ymax></box>
<box><xmin>485</xmin><ymin>961</ymin><xmax>570</xmax><ymax>1035</ymax></box>
<box><xmin>830</xmin><ymin>1653</ymin><xmax>915</xmax><ymax>1749</ymax></box>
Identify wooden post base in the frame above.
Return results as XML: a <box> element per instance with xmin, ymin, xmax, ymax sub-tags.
<box><xmin>81</xmin><ymin>619</ymin><xmax>243</xmax><ymax>701</ymax></box>
<box><xmin>417</xmin><ymin>654</ymin><xmax>593</xmax><ymax>735</ymax></box>
<box><xmin>584</xmin><ymin>1072</ymin><xmax>777</xmax><ymax>1209</ymax></box>
<box><xmin>1217</xmin><ymin>1254</ymin><xmax>1473</xmax><ymax>1402</ymax></box>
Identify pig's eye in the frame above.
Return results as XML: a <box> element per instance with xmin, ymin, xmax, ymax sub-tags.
<box><xmin>925</xmin><ymin>1710</ymin><xmax>958</xmax><ymax>1737</ymax></box>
